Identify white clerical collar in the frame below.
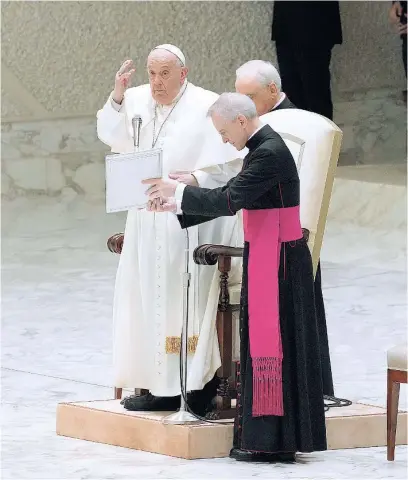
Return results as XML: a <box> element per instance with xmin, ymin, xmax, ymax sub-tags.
<box><xmin>271</xmin><ymin>92</ymin><xmax>286</xmax><ymax>110</ymax></box>
<box><xmin>157</xmin><ymin>80</ymin><xmax>188</xmax><ymax>110</ymax></box>
<box><xmin>248</xmin><ymin>123</ymin><xmax>265</xmax><ymax>141</ymax></box>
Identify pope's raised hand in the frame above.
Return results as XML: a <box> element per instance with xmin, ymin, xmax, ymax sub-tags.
<box><xmin>142</xmin><ymin>178</ymin><xmax>179</xmax><ymax>200</ymax></box>
<box><xmin>113</xmin><ymin>59</ymin><xmax>135</xmax><ymax>104</ymax></box>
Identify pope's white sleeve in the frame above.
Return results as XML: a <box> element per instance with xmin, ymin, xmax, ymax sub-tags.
<box><xmin>110</xmin><ymin>98</ymin><xmax>123</xmax><ymax>112</ymax></box>
<box><xmin>192</xmin><ymin>158</ymin><xmax>243</xmax><ymax>188</ymax></box>
<box><xmin>96</xmin><ymin>92</ymin><xmax>134</xmax><ymax>152</ymax></box>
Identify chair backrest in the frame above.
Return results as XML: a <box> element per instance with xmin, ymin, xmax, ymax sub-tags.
<box><xmin>261</xmin><ymin>109</ymin><xmax>343</xmax><ymax>274</ymax></box>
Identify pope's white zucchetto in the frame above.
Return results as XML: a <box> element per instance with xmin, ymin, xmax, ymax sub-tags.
<box><xmin>152</xmin><ymin>44</ymin><xmax>186</xmax><ymax>66</ymax></box>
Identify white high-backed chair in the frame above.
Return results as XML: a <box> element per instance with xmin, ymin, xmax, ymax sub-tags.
<box><xmin>262</xmin><ymin>108</ymin><xmax>343</xmax><ymax>273</ymax></box>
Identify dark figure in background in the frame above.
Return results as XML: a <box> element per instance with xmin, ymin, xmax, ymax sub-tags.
<box><xmin>389</xmin><ymin>1</ymin><xmax>407</xmax><ymax>103</ymax></box>
<box><xmin>272</xmin><ymin>0</ymin><xmax>342</xmax><ymax>120</ymax></box>
<box><xmin>390</xmin><ymin>1</ymin><xmax>407</xmax><ymax>76</ymax></box>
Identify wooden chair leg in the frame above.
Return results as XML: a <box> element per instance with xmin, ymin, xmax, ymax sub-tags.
<box><xmin>215</xmin><ymin>256</ymin><xmax>233</xmax><ymax>412</ymax></box>
<box><xmin>114</xmin><ymin>387</ymin><xmax>122</xmax><ymax>400</ymax></box>
<box><xmin>215</xmin><ymin>307</ymin><xmax>232</xmax><ymax>411</ymax></box>
<box><xmin>387</xmin><ymin>369</ymin><xmax>400</xmax><ymax>461</ymax></box>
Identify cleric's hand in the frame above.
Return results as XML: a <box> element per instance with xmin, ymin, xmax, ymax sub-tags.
<box><xmin>143</xmin><ymin>177</ymin><xmax>179</xmax><ymax>199</ymax></box>
<box><xmin>168</xmin><ymin>172</ymin><xmax>198</xmax><ymax>186</ymax></box>
<box><xmin>398</xmin><ymin>21</ymin><xmax>407</xmax><ymax>35</ymax></box>
<box><xmin>146</xmin><ymin>197</ymin><xmax>177</xmax><ymax>213</ymax></box>
<box><xmin>389</xmin><ymin>1</ymin><xmax>403</xmax><ymax>25</ymax></box>
<box><xmin>389</xmin><ymin>2</ymin><xmax>407</xmax><ymax>34</ymax></box>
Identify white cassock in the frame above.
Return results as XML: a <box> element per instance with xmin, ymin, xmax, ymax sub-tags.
<box><xmin>97</xmin><ymin>81</ymin><xmax>244</xmax><ymax>396</ymax></box>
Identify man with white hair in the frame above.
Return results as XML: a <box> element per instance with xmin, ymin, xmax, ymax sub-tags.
<box><xmin>97</xmin><ymin>45</ymin><xmax>243</xmax><ymax>414</ymax></box>
<box><xmin>235</xmin><ymin>60</ymin><xmax>334</xmax><ymax>398</ymax></box>
<box><xmin>144</xmin><ymin>93</ymin><xmax>327</xmax><ymax>462</ymax></box>
<box><xmin>235</xmin><ymin>59</ymin><xmax>295</xmax><ymax>114</ymax></box>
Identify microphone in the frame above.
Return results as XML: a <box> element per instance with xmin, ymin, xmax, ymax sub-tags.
<box><xmin>132</xmin><ymin>115</ymin><xmax>142</xmax><ymax>150</ymax></box>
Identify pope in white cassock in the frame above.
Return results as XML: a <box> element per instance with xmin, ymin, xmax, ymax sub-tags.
<box><xmin>97</xmin><ymin>44</ymin><xmax>244</xmax><ymax>414</ymax></box>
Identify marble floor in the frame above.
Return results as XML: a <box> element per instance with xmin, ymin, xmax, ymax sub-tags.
<box><xmin>1</xmin><ymin>177</ymin><xmax>407</xmax><ymax>479</ymax></box>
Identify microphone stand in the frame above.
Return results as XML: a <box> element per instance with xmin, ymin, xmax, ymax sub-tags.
<box><xmin>162</xmin><ymin>228</ymin><xmax>199</xmax><ymax>424</ymax></box>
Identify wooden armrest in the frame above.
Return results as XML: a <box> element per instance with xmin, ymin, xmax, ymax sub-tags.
<box><xmin>108</xmin><ymin>230</ymin><xmax>307</xmax><ymax>259</ymax></box>
<box><xmin>193</xmin><ymin>244</ymin><xmax>244</xmax><ymax>266</ymax></box>
<box><xmin>107</xmin><ymin>233</ymin><xmax>124</xmax><ymax>254</ymax></box>
<box><xmin>302</xmin><ymin>228</ymin><xmax>310</xmax><ymax>242</ymax></box>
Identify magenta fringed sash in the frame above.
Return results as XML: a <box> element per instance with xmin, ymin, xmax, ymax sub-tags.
<box><xmin>243</xmin><ymin>206</ymin><xmax>302</xmax><ymax>417</ymax></box>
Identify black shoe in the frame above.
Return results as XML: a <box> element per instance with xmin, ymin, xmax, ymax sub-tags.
<box><xmin>122</xmin><ymin>392</ymin><xmax>181</xmax><ymax>411</ymax></box>
<box><xmin>120</xmin><ymin>394</ymin><xmax>137</xmax><ymax>405</ymax></box>
<box><xmin>188</xmin><ymin>375</ymin><xmax>219</xmax><ymax>417</ymax></box>
<box><xmin>229</xmin><ymin>448</ymin><xmax>296</xmax><ymax>463</ymax></box>
<box><xmin>122</xmin><ymin>376</ymin><xmax>219</xmax><ymax>416</ymax></box>
<box><xmin>277</xmin><ymin>452</ymin><xmax>296</xmax><ymax>463</ymax></box>
<box><xmin>122</xmin><ymin>392</ymin><xmax>212</xmax><ymax>416</ymax></box>
<box><xmin>120</xmin><ymin>392</ymin><xmax>151</xmax><ymax>406</ymax></box>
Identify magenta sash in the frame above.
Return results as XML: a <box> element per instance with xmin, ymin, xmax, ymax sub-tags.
<box><xmin>243</xmin><ymin>206</ymin><xmax>302</xmax><ymax>417</ymax></box>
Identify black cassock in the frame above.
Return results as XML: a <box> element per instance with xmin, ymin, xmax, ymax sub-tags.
<box><xmin>178</xmin><ymin>125</ymin><xmax>326</xmax><ymax>454</ymax></box>
<box><xmin>273</xmin><ymin>96</ymin><xmax>334</xmax><ymax>397</ymax></box>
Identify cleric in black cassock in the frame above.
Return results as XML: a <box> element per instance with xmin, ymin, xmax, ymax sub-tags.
<box><xmin>143</xmin><ymin>93</ymin><xmax>327</xmax><ymax>462</ymax></box>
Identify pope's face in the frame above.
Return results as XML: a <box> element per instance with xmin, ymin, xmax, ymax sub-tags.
<box><xmin>147</xmin><ymin>51</ymin><xmax>188</xmax><ymax>105</ymax></box>
<box><xmin>235</xmin><ymin>77</ymin><xmax>279</xmax><ymax>116</ymax></box>
<box><xmin>211</xmin><ymin>113</ymin><xmax>248</xmax><ymax>151</ymax></box>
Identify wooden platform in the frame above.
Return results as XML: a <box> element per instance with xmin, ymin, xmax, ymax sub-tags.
<box><xmin>56</xmin><ymin>400</ymin><xmax>408</xmax><ymax>459</ymax></box>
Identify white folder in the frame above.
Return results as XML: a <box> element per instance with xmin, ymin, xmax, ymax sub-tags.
<box><xmin>105</xmin><ymin>148</ymin><xmax>163</xmax><ymax>213</ymax></box>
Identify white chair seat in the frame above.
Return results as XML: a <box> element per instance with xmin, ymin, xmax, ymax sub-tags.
<box><xmin>228</xmin><ymin>283</ymin><xmax>242</xmax><ymax>306</ymax></box>
<box><xmin>387</xmin><ymin>344</ymin><xmax>408</xmax><ymax>372</ymax></box>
